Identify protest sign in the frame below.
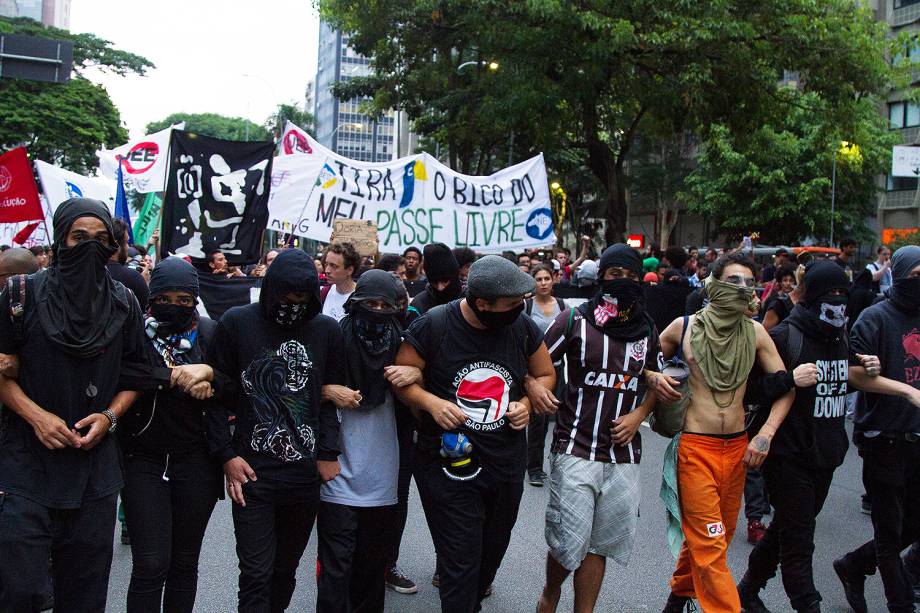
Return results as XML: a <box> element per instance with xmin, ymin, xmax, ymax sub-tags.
<box><xmin>333</xmin><ymin>219</ymin><xmax>378</xmax><ymax>256</ymax></box>
<box><xmin>96</xmin><ymin>123</ymin><xmax>183</xmax><ymax>192</ymax></box>
<box><xmin>267</xmin><ymin>131</ymin><xmax>555</xmax><ymax>252</ymax></box>
<box><xmin>161</xmin><ymin>130</ymin><xmax>273</xmax><ymax>264</ymax></box>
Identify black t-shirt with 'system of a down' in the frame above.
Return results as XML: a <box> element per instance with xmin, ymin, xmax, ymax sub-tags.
<box><xmin>402</xmin><ymin>300</ymin><xmax>543</xmax><ymax>482</ymax></box>
<box><xmin>768</xmin><ymin>312</ymin><xmax>849</xmax><ymax>469</ymax></box>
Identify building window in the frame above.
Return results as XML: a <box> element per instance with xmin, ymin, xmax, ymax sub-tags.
<box><xmin>895</xmin><ymin>0</ymin><xmax>920</xmax><ymax>7</ymax></box>
<box><xmin>889</xmin><ymin>101</ymin><xmax>920</xmax><ymax>128</ymax></box>
<box><xmin>888</xmin><ymin>175</ymin><xmax>919</xmax><ymax>191</ymax></box>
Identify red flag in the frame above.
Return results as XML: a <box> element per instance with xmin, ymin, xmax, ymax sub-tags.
<box><xmin>12</xmin><ymin>221</ymin><xmax>40</xmax><ymax>245</ymax></box>
<box><xmin>0</xmin><ymin>148</ymin><xmax>44</xmax><ymax>223</ymax></box>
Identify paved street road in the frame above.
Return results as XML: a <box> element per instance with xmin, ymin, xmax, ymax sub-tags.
<box><xmin>107</xmin><ymin>423</ymin><xmax>886</xmax><ymax>611</ymax></box>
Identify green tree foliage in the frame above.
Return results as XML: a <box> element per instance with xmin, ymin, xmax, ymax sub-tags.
<box><xmin>146</xmin><ymin>112</ymin><xmax>271</xmax><ymax>142</ymax></box>
<box><xmin>683</xmin><ymin>93</ymin><xmax>898</xmax><ymax>245</ymax></box>
<box><xmin>321</xmin><ymin>0</ymin><xmax>897</xmax><ymax>242</ymax></box>
<box><xmin>0</xmin><ymin>16</ymin><xmax>154</xmax><ymax>173</ymax></box>
<box><xmin>264</xmin><ymin>103</ymin><xmax>314</xmax><ymax>140</ymax></box>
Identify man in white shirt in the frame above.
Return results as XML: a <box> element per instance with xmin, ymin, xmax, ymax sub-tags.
<box><xmin>321</xmin><ymin>242</ymin><xmax>359</xmax><ymax>322</ymax></box>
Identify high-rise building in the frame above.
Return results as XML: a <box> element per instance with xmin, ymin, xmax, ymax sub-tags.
<box><xmin>0</xmin><ymin>0</ymin><xmax>70</xmax><ymax>29</ymax></box>
<box><xmin>313</xmin><ymin>21</ymin><xmax>396</xmax><ymax>162</ymax></box>
<box><xmin>877</xmin><ymin>0</ymin><xmax>920</xmax><ymax>232</ymax></box>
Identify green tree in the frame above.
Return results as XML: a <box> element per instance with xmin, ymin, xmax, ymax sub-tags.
<box><xmin>0</xmin><ymin>16</ymin><xmax>154</xmax><ymax>173</ymax></box>
<box><xmin>145</xmin><ymin>112</ymin><xmax>271</xmax><ymax>142</ymax></box>
<box><xmin>264</xmin><ymin>103</ymin><xmax>314</xmax><ymax>140</ymax></box>
<box><xmin>683</xmin><ymin>93</ymin><xmax>898</xmax><ymax>245</ymax></box>
<box><xmin>321</xmin><ymin>0</ymin><xmax>898</xmax><ymax>242</ymax></box>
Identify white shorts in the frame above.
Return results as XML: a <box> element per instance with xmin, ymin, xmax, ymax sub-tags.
<box><xmin>544</xmin><ymin>453</ymin><xmax>641</xmax><ymax>571</ymax></box>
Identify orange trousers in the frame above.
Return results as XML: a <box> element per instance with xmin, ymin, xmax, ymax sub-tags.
<box><xmin>669</xmin><ymin>433</ymin><xmax>748</xmax><ymax>613</ymax></box>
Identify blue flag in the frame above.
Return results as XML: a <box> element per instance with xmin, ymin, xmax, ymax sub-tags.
<box><xmin>115</xmin><ymin>157</ymin><xmax>134</xmax><ymax>243</ymax></box>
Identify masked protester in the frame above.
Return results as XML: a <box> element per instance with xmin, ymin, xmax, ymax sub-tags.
<box><xmin>206</xmin><ymin>249</ymin><xmax>345</xmax><ymax>612</ymax></box>
<box><xmin>113</xmin><ymin>256</ymin><xmax>233</xmax><ymax>613</ymax></box>
<box><xmin>406</xmin><ymin>243</ymin><xmax>462</xmax><ymax>324</ymax></box>
<box><xmin>529</xmin><ymin>244</ymin><xmax>662</xmax><ymax>613</ymax></box>
<box><xmin>394</xmin><ymin>255</ymin><xmax>556</xmax><ymax>613</ymax></box>
<box><xmin>737</xmin><ymin>260</ymin><xmax>860</xmax><ymax>613</ymax></box>
<box><xmin>316</xmin><ymin>270</ymin><xmax>419</xmax><ymax>612</ymax></box>
<box><xmin>835</xmin><ymin>246</ymin><xmax>920</xmax><ymax>613</ymax></box>
<box><xmin>654</xmin><ymin>252</ymin><xmax>795</xmax><ymax>613</ymax></box>
<box><xmin>0</xmin><ymin>198</ymin><xmax>148</xmax><ymax>612</ymax></box>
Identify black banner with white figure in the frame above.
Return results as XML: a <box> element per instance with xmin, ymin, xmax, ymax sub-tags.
<box><xmin>162</xmin><ymin>130</ymin><xmax>273</xmax><ymax>265</ymax></box>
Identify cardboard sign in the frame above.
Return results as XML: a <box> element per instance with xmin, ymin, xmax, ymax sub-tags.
<box><xmin>334</xmin><ymin>219</ymin><xmax>378</xmax><ymax>256</ymax></box>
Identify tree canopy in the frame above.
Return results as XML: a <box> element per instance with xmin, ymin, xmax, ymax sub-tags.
<box><xmin>0</xmin><ymin>16</ymin><xmax>155</xmax><ymax>173</ymax></box>
<box><xmin>146</xmin><ymin>112</ymin><xmax>272</xmax><ymax>142</ymax></box>
<box><xmin>321</xmin><ymin>0</ymin><xmax>900</xmax><ymax>243</ymax></box>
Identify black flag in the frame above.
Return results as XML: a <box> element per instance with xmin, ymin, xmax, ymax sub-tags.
<box><xmin>161</xmin><ymin>130</ymin><xmax>273</xmax><ymax>265</ymax></box>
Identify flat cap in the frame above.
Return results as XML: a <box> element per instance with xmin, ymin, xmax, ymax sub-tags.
<box><xmin>466</xmin><ymin>255</ymin><xmax>535</xmax><ymax>299</ymax></box>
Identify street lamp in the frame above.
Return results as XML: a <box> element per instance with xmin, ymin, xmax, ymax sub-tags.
<box><xmin>457</xmin><ymin>60</ymin><xmax>499</xmax><ymax>72</ymax></box>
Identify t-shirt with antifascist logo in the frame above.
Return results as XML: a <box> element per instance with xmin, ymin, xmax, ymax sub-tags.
<box><xmin>403</xmin><ymin>301</ymin><xmax>543</xmax><ymax>481</ymax></box>
<box><xmin>543</xmin><ymin>308</ymin><xmax>662</xmax><ymax>464</ymax></box>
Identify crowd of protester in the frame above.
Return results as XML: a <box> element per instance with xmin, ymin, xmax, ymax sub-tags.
<box><xmin>1</xmin><ymin>197</ymin><xmax>920</xmax><ymax>613</ymax></box>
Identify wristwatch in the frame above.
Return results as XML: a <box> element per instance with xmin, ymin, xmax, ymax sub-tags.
<box><xmin>101</xmin><ymin>409</ymin><xmax>118</xmax><ymax>433</ymax></box>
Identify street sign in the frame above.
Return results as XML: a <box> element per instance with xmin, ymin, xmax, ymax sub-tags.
<box><xmin>0</xmin><ymin>33</ymin><xmax>73</xmax><ymax>84</ymax></box>
<box><xmin>626</xmin><ymin>234</ymin><xmax>644</xmax><ymax>249</ymax></box>
<box><xmin>891</xmin><ymin>145</ymin><xmax>920</xmax><ymax>178</ymax></box>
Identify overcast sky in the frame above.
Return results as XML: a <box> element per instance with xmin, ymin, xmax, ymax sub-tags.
<box><xmin>70</xmin><ymin>0</ymin><xmax>320</xmax><ymax>139</ymax></box>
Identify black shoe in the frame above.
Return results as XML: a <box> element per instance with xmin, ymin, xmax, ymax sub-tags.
<box><xmin>385</xmin><ymin>565</ymin><xmax>418</xmax><ymax>595</ymax></box>
<box><xmin>860</xmin><ymin>495</ymin><xmax>871</xmax><ymax>515</ymax></box>
<box><xmin>120</xmin><ymin>525</ymin><xmax>130</xmax><ymax>546</ymax></box>
<box><xmin>662</xmin><ymin>592</ymin><xmax>689</xmax><ymax>613</ymax></box>
<box><xmin>529</xmin><ymin>470</ymin><xmax>546</xmax><ymax>487</ymax></box>
<box><xmin>737</xmin><ymin>581</ymin><xmax>771</xmax><ymax>613</ymax></box>
<box><xmin>833</xmin><ymin>558</ymin><xmax>868</xmax><ymax>613</ymax></box>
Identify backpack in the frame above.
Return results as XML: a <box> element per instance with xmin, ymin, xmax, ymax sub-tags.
<box><xmin>7</xmin><ymin>274</ymin><xmax>28</xmax><ymax>347</ymax></box>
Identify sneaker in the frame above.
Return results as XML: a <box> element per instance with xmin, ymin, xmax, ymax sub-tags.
<box><xmin>860</xmin><ymin>495</ymin><xmax>871</xmax><ymax>515</ymax></box>
<box><xmin>833</xmin><ymin>558</ymin><xmax>868</xmax><ymax>613</ymax></box>
<box><xmin>747</xmin><ymin>520</ymin><xmax>767</xmax><ymax>545</ymax></box>
<box><xmin>737</xmin><ymin>583</ymin><xmax>771</xmax><ymax>613</ymax></box>
<box><xmin>432</xmin><ymin>572</ymin><xmax>439</xmax><ymax>588</ymax></box>
<box><xmin>529</xmin><ymin>470</ymin><xmax>546</xmax><ymax>487</ymax></box>
<box><xmin>385</xmin><ymin>566</ymin><xmax>418</xmax><ymax>595</ymax></box>
<box><xmin>120</xmin><ymin>525</ymin><xmax>130</xmax><ymax>546</ymax></box>
<box><xmin>661</xmin><ymin>592</ymin><xmax>689</xmax><ymax>613</ymax></box>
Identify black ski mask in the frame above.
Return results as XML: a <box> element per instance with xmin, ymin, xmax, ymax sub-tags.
<box><xmin>148</xmin><ymin>256</ymin><xmax>200</xmax><ymax>333</ymax></box>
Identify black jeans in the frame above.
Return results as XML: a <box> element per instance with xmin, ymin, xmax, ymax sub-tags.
<box><xmin>232</xmin><ymin>477</ymin><xmax>319</xmax><ymax>613</ymax></box>
<box><xmin>0</xmin><ymin>491</ymin><xmax>117</xmax><ymax>612</ymax></box>
<box><xmin>414</xmin><ymin>459</ymin><xmax>524</xmax><ymax>613</ymax></box>
<box><xmin>385</xmin><ymin>409</ymin><xmax>415</xmax><ymax>567</ymax></box>
<box><xmin>121</xmin><ymin>450</ymin><xmax>220</xmax><ymax>613</ymax></box>
<box><xmin>317</xmin><ymin>502</ymin><xmax>395</xmax><ymax>613</ymax></box>
<box><xmin>744</xmin><ymin>468</ymin><xmax>771</xmax><ymax>521</ymax></box>
<box><xmin>527</xmin><ymin>413</ymin><xmax>549</xmax><ymax>475</ymax></box>
<box><xmin>744</xmin><ymin>455</ymin><xmax>834</xmax><ymax>611</ymax></box>
<box><xmin>841</xmin><ymin>436</ymin><xmax>920</xmax><ymax>612</ymax></box>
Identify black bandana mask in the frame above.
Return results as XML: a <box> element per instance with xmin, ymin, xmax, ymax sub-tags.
<box><xmin>599</xmin><ymin>278</ymin><xmax>643</xmax><ymax>321</ymax></box>
<box><xmin>57</xmin><ymin>239</ymin><xmax>116</xmax><ymax>284</ymax></box>
<box><xmin>891</xmin><ymin>277</ymin><xmax>920</xmax><ymax>312</ymax></box>
<box><xmin>271</xmin><ymin>302</ymin><xmax>310</xmax><ymax>328</ymax></box>
<box><xmin>468</xmin><ymin>298</ymin><xmax>524</xmax><ymax>330</ymax></box>
<box><xmin>149</xmin><ymin>303</ymin><xmax>197</xmax><ymax>334</ymax></box>
<box><xmin>807</xmin><ymin>294</ymin><xmax>848</xmax><ymax>337</ymax></box>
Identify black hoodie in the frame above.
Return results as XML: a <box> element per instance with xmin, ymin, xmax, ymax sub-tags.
<box><xmin>206</xmin><ymin>250</ymin><xmax>344</xmax><ymax>484</ymax></box>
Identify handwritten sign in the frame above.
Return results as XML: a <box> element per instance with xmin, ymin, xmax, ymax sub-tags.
<box><xmin>334</xmin><ymin>219</ymin><xmax>378</xmax><ymax>256</ymax></box>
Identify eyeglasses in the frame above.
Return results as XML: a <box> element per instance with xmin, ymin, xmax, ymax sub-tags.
<box><xmin>724</xmin><ymin>275</ymin><xmax>755</xmax><ymax>288</ymax></box>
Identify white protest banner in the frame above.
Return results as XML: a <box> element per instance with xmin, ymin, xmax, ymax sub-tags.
<box><xmin>96</xmin><ymin>123</ymin><xmax>184</xmax><ymax>192</ymax></box>
<box><xmin>892</xmin><ymin>145</ymin><xmax>920</xmax><ymax>178</ymax></box>
<box><xmin>278</xmin><ymin>121</ymin><xmax>315</xmax><ymax>156</ymax></box>
<box><xmin>35</xmin><ymin>160</ymin><xmax>115</xmax><ymax>238</ymax></box>
<box><xmin>268</xmin><ymin>135</ymin><xmax>555</xmax><ymax>252</ymax></box>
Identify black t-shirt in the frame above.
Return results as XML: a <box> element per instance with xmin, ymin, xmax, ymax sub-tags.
<box><xmin>106</xmin><ymin>261</ymin><xmax>150</xmax><ymax>311</ymax></box>
<box><xmin>850</xmin><ymin>299</ymin><xmax>920</xmax><ymax>433</ymax></box>
<box><xmin>764</xmin><ymin>294</ymin><xmax>793</xmax><ymax>324</ymax></box>
<box><xmin>768</xmin><ymin>316</ymin><xmax>849</xmax><ymax>468</ymax></box>
<box><xmin>404</xmin><ymin>277</ymin><xmax>427</xmax><ymax>298</ymax></box>
<box><xmin>0</xmin><ymin>271</ymin><xmax>148</xmax><ymax>508</ymax></box>
<box><xmin>206</xmin><ymin>304</ymin><xmax>344</xmax><ymax>484</ymax></box>
<box><xmin>402</xmin><ymin>300</ymin><xmax>543</xmax><ymax>481</ymax></box>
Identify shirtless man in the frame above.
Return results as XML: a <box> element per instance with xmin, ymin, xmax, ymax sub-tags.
<box><xmin>651</xmin><ymin>252</ymin><xmax>795</xmax><ymax>613</ymax></box>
